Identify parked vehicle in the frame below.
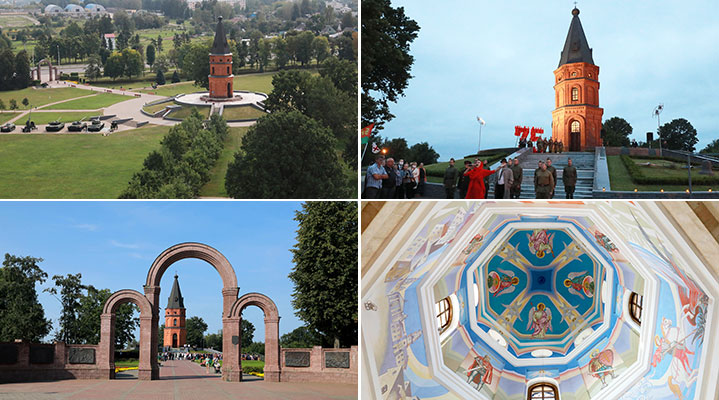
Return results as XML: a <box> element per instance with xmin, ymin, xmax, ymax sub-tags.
<box><xmin>67</xmin><ymin>121</ymin><xmax>87</xmax><ymax>132</ymax></box>
<box><xmin>0</xmin><ymin>123</ymin><xmax>15</xmax><ymax>132</ymax></box>
<box><xmin>45</xmin><ymin>121</ymin><xmax>65</xmax><ymax>132</ymax></box>
<box><xmin>87</xmin><ymin>120</ymin><xmax>105</xmax><ymax>132</ymax></box>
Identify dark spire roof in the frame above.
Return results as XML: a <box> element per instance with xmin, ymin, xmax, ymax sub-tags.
<box><xmin>558</xmin><ymin>7</ymin><xmax>595</xmax><ymax>67</ymax></box>
<box><xmin>211</xmin><ymin>16</ymin><xmax>231</xmax><ymax>55</ymax></box>
<box><xmin>166</xmin><ymin>273</ymin><xmax>185</xmax><ymax>309</ymax></box>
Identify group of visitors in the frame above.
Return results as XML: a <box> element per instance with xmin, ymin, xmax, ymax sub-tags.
<box><xmin>519</xmin><ymin>138</ymin><xmax>565</xmax><ymax>153</ymax></box>
<box><xmin>532</xmin><ymin>157</ymin><xmax>578</xmax><ymax>199</ymax></box>
<box><xmin>198</xmin><ymin>354</ymin><xmax>222</xmax><ymax>374</ymax></box>
<box><xmin>363</xmin><ymin>155</ymin><xmax>428</xmax><ymax>199</ymax></box>
<box><xmin>443</xmin><ymin>157</ymin><xmax>523</xmax><ymax>199</ymax></box>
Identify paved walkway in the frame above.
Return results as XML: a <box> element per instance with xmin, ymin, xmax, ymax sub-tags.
<box><xmin>0</xmin><ymin>360</ymin><xmax>356</xmax><ymax>399</ymax></box>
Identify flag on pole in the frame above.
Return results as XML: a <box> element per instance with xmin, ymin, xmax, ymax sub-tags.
<box><xmin>477</xmin><ymin>117</ymin><xmax>486</xmax><ymax>125</ymax></box>
<box><xmin>361</xmin><ymin>123</ymin><xmax>374</xmax><ymax>144</ymax></box>
<box><xmin>371</xmin><ymin>142</ymin><xmax>381</xmax><ymax>154</ymax></box>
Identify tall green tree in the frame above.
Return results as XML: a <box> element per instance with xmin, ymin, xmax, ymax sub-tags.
<box><xmin>601</xmin><ymin>117</ymin><xmax>633</xmax><ymax>147</ymax></box>
<box><xmin>288</xmin><ymin>202</ymin><xmax>357</xmax><ymax>347</ymax></box>
<box><xmin>0</xmin><ymin>254</ymin><xmax>52</xmax><ymax>342</ymax></box>
<box><xmin>13</xmin><ymin>50</ymin><xmax>31</xmax><ymax>89</ymax></box>
<box><xmin>224</xmin><ymin>111</ymin><xmax>348</xmax><ymax>198</ymax></box>
<box><xmin>85</xmin><ymin>55</ymin><xmax>103</xmax><ymax>81</ymax></box>
<box><xmin>659</xmin><ymin>118</ymin><xmax>699</xmax><ymax>152</ymax></box>
<box><xmin>700</xmin><ymin>139</ymin><xmax>719</xmax><ymax>154</ymax></box>
<box><xmin>186</xmin><ymin>316</ymin><xmax>208</xmax><ymax>348</ymax></box>
<box><xmin>146</xmin><ymin>44</ymin><xmax>156</xmax><ymax>68</ymax></box>
<box><xmin>407</xmin><ymin>141</ymin><xmax>439</xmax><ymax>165</ymax></box>
<box><xmin>280</xmin><ymin>326</ymin><xmax>322</xmax><ymax>348</ymax></box>
<box><xmin>362</xmin><ymin>0</ymin><xmax>420</xmax><ymax>128</ymax></box>
<box><xmin>45</xmin><ymin>273</ymin><xmax>85</xmax><ymax>344</ymax></box>
<box><xmin>180</xmin><ymin>42</ymin><xmax>211</xmax><ymax>88</ymax></box>
<box><xmin>241</xmin><ymin>319</ymin><xmax>254</xmax><ymax>345</ymax></box>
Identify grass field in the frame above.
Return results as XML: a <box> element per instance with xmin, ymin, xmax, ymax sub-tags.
<box><xmin>607</xmin><ymin>155</ymin><xmax>715</xmax><ymax>192</ymax></box>
<box><xmin>0</xmin><ymin>87</ymin><xmax>91</xmax><ymax>110</ymax></box>
<box><xmin>0</xmin><ymin>112</ymin><xmax>19</xmax><ymax>124</ymax></box>
<box><xmin>0</xmin><ymin>15</ymin><xmax>36</xmax><ymax>28</ymax></box>
<box><xmin>0</xmin><ymin>125</ymin><xmax>168</xmax><ymax>198</ymax></box>
<box><xmin>115</xmin><ymin>359</ymin><xmax>139</xmax><ymax>368</ymax></box>
<box><xmin>29</xmin><ymin>111</ymin><xmax>103</xmax><ymax>125</ymax></box>
<box><xmin>200</xmin><ymin>127</ymin><xmax>248</xmax><ymax>197</ymax></box>
<box><xmin>167</xmin><ymin>105</ymin><xmax>211</xmax><ymax>120</ymax></box>
<box><xmin>222</xmin><ymin>106</ymin><xmax>266</xmax><ymax>121</ymax></box>
<box><xmin>134</xmin><ymin>81</ymin><xmax>200</xmax><ymax>97</ymax></box>
<box><xmin>133</xmin><ymin>71</ymin><xmax>281</xmax><ymax>97</ymax></box>
<box><xmin>44</xmin><ymin>93</ymin><xmax>132</xmax><ymax>110</ymax></box>
<box><xmin>143</xmin><ymin>102</ymin><xmax>172</xmax><ymax>114</ymax></box>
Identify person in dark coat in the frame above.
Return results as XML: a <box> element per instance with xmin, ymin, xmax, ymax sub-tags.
<box><xmin>443</xmin><ymin>158</ymin><xmax>459</xmax><ymax>199</ymax></box>
<box><xmin>546</xmin><ymin>158</ymin><xmax>557</xmax><ymax>199</ymax></box>
<box><xmin>457</xmin><ymin>160</ymin><xmax>472</xmax><ymax>199</ymax></box>
<box><xmin>563</xmin><ymin>157</ymin><xmax>578</xmax><ymax>199</ymax></box>
<box><xmin>510</xmin><ymin>158</ymin><xmax>523</xmax><ymax>199</ymax></box>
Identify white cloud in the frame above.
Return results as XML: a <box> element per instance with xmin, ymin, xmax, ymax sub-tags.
<box><xmin>110</xmin><ymin>240</ymin><xmax>141</xmax><ymax>249</ymax></box>
<box><xmin>72</xmin><ymin>223</ymin><xmax>98</xmax><ymax>231</ymax></box>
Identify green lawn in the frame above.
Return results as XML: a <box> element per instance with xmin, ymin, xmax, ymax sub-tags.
<box><xmin>0</xmin><ymin>112</ymin><xmax>20</xmax><ymax>124</ymax></box>
<box><xmin>167</xmin><ymin>105</ymin><xmax>211</xmax><ymax>120</ymax></box>
<box><xmin>222</xmin><ymin>106</ymin><xmax>266</xmax><ymax>121</ymax></box>
<box><xmin>0</xmin><ymin>125</ymin><xmax>168</xmax><ymax>198</ymax></box>
<box><xmin>143</xmin><ymin>101</ymin><xmax>172</xmax><ymax>114</ymax></box>
<box><xmin>115</xmin><ymin>359</ymin><xmax>139</xmax><ymax>368</ymax></box>
<box><xmin>200</xmin><ymin>127</ymin><xmax>248</xmax><ymax>197</ymax></box>
<box><xmin>607</xmin><ymin>155</ymin><xmax>716</xmax><ymax>192</ymax></box>
<box><xmin>0</xmin><ymin>15</ymin><xmax>36</xmax><ymax>28</ymax></box>
<box><xmin>134</xmin><ymin>81</ymin><xmax>200</xmax><ymax>97</ymax></box>
<box><xmin>89</xmin><ymin>76</ymin><xmax>170</xmax><ymax>90</ymax></box>
<box><xmin>44</xmin><ymin>93</ymin><xmax>132</xmax><ymax>110</ymax></box>
<box><xmin>133</xmin><ymin>70</ymin><xmax>282</xmax><ymax>97</ymax></box>
<box><xmin>29</xmin><ymin>111</ymin><xmax>103</xmax><ymax>125</ymax></box>
<box><xmin>0</xmin><ymin>87</ymin><xmax>91</xmax><ymax>110</ymax></box>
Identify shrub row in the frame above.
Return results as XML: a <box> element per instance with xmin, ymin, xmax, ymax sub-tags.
<box><xmin>119</xmin><ymin>109</ymin><xmax>228</xmax><ymax>198</ymax></box>
<box><xmin>242</xmin><ymin>365</ymin><xmax>264</xmax><ymax>374</ymax></box>
<box><xmin>620</xmin><ymin>155</ymin><xmax>719</xmax><ymax>185</ymax></box>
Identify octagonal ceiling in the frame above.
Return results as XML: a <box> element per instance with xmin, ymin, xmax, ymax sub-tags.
<box><xmin>361</xmin><ymin>202</ymin><xmax>718</xmax><ymax>400</ymax></box>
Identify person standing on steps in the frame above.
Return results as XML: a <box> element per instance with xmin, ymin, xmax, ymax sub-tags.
<box><xmin>482</xmin><ymin>159</ymin><xmax>491</xmax><ymax>199</ymax></box>
<box><xmin>510</xmin><ymin>158</ymin><xmax>523</xmax><ymax>199</ymax></box>
<box><xmin>457</xmin><ymin>160</ymin><xmax>472</xmax><ymax>199</ymax></box>
<box><xmin>381</xmin><ymin>158</ymin><xmax>398</xmax><ymax>199</ymax></box>
<box><xmin>464</xmin><ymin>160</ymin><xmax>498</xmax><ymax>199</ymax></box>
<box><xmin>546</xmin><ymin>158</ymin><xmax>557</xmax><ymax>199</ymax></box>
<box><xmin>563</xmin><ymin>158</ymin><xmax>577</xmax><ymax>199</ymax></box>
<box><xmin>534</xmin><ymin>161</ymin><xmax>554</xmax><ymax>199</ymax></box>
<box><xmin>363</xmin><ymin>155</ymin><xmax>388</xmax><ymax>199</ymax></box>
<box><xmin>495</xmin><ymin>158</ymin><xmax>513</xmax><ymax>199</ymax></box>
<box><xmin>443</xmin><ymin>158</ymin><xmax>459</xmax><ymax>199</ymax></box>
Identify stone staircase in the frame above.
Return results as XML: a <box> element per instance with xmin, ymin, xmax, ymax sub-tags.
<box><xmin>487</xmin><ymin>152</ymin><xmax>596</xmax><ymax>199</ymax></box>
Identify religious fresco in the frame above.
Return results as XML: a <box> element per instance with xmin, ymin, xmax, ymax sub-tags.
<box><xmin>361</xmin><ymin>202</ymin><xmax>713</xmax><ymax>400</ymax></box>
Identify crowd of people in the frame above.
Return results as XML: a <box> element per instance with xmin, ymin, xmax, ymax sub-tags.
<box><xmin>363</xmin><ymin>155</ymin><xmax>429</xmax><ymax>199</ymax></box>
<box><xmin>519</xmin><ymin>137</ymin><xmax>564</xmax><ymax>153</ymax></box>
<box><xmin>364</xmin><ymin>154</ymin><xmax>579</xmax><ymax>200</ymax></box>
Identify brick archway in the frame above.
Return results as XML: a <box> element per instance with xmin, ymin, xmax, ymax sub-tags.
<box><xmin>228</xmin><ymin>293</ymin><xmax>281</xmax><ymax>382</ymax></box>
<box><xmin>98</xmin><ymin>289</ymin><xmax>153</xmax><ymax>380</ymax></box>
<box><xmin>143</xmin><ymin>242</ymin><xmax>240</xmax><ymax>381</ymax></box>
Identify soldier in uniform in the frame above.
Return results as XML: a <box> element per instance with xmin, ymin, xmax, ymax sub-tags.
<box><xmin>546</xmin><ymin>158</ymin><xmax>557</xmax><ymax>199</ymax></box>
<box><xmin>563</xmin><ymin>157</ymin><xmax>577</xmax><ymax>199</ymax></box>
<box><xmin>534</xmin><ymin>161</ymin><xmax>554</xmax><ymax>199</ymax></box>
<box><xmin>510</xmin><ymin>158</ymin><xmax>523</xmax><ymax>199</ymax></box>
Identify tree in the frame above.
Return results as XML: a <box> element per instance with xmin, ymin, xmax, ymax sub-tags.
<box><xmin>205</xmin><ymin>330</ymin><xmax>222</xmax><ymax>350</ymax></box>
<box><xmin>362</xmin><ymin>0</ymin><xmax>420</xmax><ymax>129</ymax></box>
<box><xmin>21</xmin><ymin>98</ymin><xmax>29</xmax><ymax>107</ymax></box>
<box><xmin>241</xmin><ymin>319</ymin><xmax>255</xmax><ymax>345</ymax></box>
<box><xmin>319</xmin><ymin>57</ymin><xmax>357</xmax><ymax>94</ymax></box>
<box><xmin>257</xmin><ymin>38</ymin><xmax>271</xmax><ymax>72</ymax></box>
<box><xmin>244</xmin><ymin>341</ymin><xmax>264</xmax><ymax>355</ymax></box>
<box><xmin>121</xmin><ymin>48</ymin><xmax>143</xmax><ymax>79</ymax></box>
<box><xmin>158</xmin><ymin>324</ymin><xmax>164</xmax><ymax>347</ymax></box>
<box><xmin>408</xmin><ymin>142</ymin><xmax>439</xmax><ymax>165</ymax></box>
<box><xmin>156</xmin><ymin>35</ymin><xmax>163</xmax><ymax>52</ymax></box>
<box><xmin>272</xmin><ymin>37</ymin><xmax>289</xmax><ymax>69</ymax></box>
<box><xmin>280</xmin><ymin>326</ymin><xmax>322</xmax><ymax>348</ymax></box>
<box><xmin>659</xmin><ymin>118</ymin><xmax>699</xmax><ymax>152</ymax></box>
<box><xmin>14</xmin><ymin>50</ymin><xmax>31</xmax><ymax>89</ymax></box>
<box><xmin>700</xmin><ymin>139</ymin><xmax>719</xmax><ymax>154</ymax></box>
<box><xmin>224</xmin><ymin>111</ymin><xmax>348</xmax><ymax>198</ymax></box>
<box><xmin>180</xmin><ymin>42</ymin><xmax>211</xmax><ymax>88</ymax></box>
<box><xmin>186</xmin><ymin>316</ymin><xmax>208</xmax><ymax>348</ymax></box>
<box><xmin>146</xmin><ymin>44</ymin><xmax>156</xmax><ymax>68</ymax></box>
<box><xmin>104</xmin><ymin>51</ymin><xmax>124</xmax><ymax>80</ymax></box>
<box><xmin>171</xmin><ymin>70</ymin><xmax>181</xmax><ymax>83</ymax></box>
<box><xmin>381</xmin><ymin>137</ymin><xmax>410</xmax><ymax>162</ymax></box>
<box><xmin>311</xmin><ymin>36</ymin><xmax>330</xmax><ymax>65</ymax></box>
<box><xmin>85</xmin><ymin>55</ymin><xmax>103</xmax><ymax>81</ymax></box>
<box><xmin>45</xmin><ymin>273</ymin><xmax>85</xmax><ymax>344</ymax></box>
<box><xmin>288</xmin><ymin>202</ymin><xmax>357</xmax><ymax>347</ymax></box>
<box><xmin>601</xmin><ymin>117</ymin><xmax>632</xmax><ymax>147</ymax></box>
<box><xmin>156</xmin><ymin>69</ymin><xmax>166</xmax><ymax>85</ymax></box>
<box><xmin>0</xmin><ymin>254</ymin><xmax>52</xmax><ymax>342</ymax></box>
<box><xmin>9</xmin><ymin>99</ymin><xmax>17</xmax><ymax>110</ymax></box>
<box><xmin>294</xmin><ymin>31</ymin><xmax>314</xmax><ymax>66</ymax></box>
<box><xmin>0</xmin><ymin>99</ymin><xmax>5</xmax><ymax>111</ymax></box>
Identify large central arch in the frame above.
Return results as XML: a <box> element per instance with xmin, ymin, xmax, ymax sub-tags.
<box><xmin>143</xmin><ymin>242</ymin><xmax>240</xmax><ymax>381</ymax></box>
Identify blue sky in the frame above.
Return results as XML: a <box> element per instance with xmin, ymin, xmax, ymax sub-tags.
<box><xmin>378</xmin><ymin>1</ymin><xmax>719</xmax><ymax>160</ymax></box>
<box><xmin>0</xmin><ymin>201</ymin><xmax>309</xmax><ymax>342</ymax></box>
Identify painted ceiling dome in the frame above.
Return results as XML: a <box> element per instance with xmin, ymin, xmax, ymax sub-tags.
<box><xmin>362</xmin><ymin>202</ymin><xmax>718</xmax><ymax>400</ymax></box>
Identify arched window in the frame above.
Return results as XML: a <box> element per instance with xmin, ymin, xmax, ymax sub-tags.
<box><xmin>528</xmin><ymin>382</ymin><xmax>559</xmax><ymax>400</ymax></box>
<box><xmin>435</xmin><ymin>297</ymin><xmax>452</xmax><ymax>334</ymax></box>
<box><xmin>629</xmin><ymin>292</ymin><xmax>643</xmax><ymax>324</ymax></box>
<box><xmin>571</xmin><ymin>121</ymin><xmax>580</xmax><ymax>133</ymax></box>
<box><xmin>571</xmin><ymin>87</ymin><xmax>579</xmax><ymax>101</ymax></box>
<box><xmin>212</xmin><ymin>67</ymin><xmax>215</xmax><ymax>75</ymax></box>
<box><xmin>173</xmin><ymin>318</ymin><xmax>177</xmax><ymax>326</ymax></box>
<box><xmin>227</xmin><ymin>66</ymin><xmax>230</xmax><ymax>74</ymax></box>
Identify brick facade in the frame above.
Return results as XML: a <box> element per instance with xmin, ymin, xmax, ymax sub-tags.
<box><xmin>209</xmin><ymin>54</ymin><xmax>233</xmax><ymax>99</ymax></box>
<box><xmin>552</xmin><ymin>62</ymin><xmax>603</xmax><ymax>151</ymax></box>
<box><xmin>163</xmin><ymin>307</ymin><xmax>186</xmax><ymax>348</ymax></box>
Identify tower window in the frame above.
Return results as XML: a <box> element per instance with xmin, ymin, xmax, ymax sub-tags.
<box><xmin>571</xmin><ymin>121</ymin><xmax>580</xmax><ymax>133</ymax></box>
<box><xmin>174</xmin><ymin>318</ymin><xmax>177</xmax><ymax>326</ymax></box>
<box><xmin>528</xmin><ymin>382</ymin><xmax>559</xmax><ymax>400</ymax></box>
<box><xmin>571</xmin><ymin>87</ymin><xmax>579</xmax><ymax>101</ymax></box>
<box><xmin>227</xmin><ymin>66</ymin><xmax>230</xmax><ymax>74</ymax></box>
<box><xmin>629</xmin><ymin>292</ymin><xmax>643</xmax><ymax>324</ymax></box>
<box><xmin>435</xmin><ymin>297</ymin><xmax>452</xmax><ymax>334</ymax></box>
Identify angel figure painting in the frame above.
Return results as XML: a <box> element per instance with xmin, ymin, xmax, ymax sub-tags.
<box><xmin>487</xmin><ymin>269</ymin><xmax>520</xmax><ymax>297</ymax></box>
<box><xmin>528</xmin><ymin>229</ymin><xmax>554</xmax><ymax>258</ymax></box>
<box><xmin>527</xmin><ymin>303</ymin><xmax>552</xmax><ymax>339</ymax></box>
<box><xmin>588</xmin><ymin>349</ymin><xmax>616</xmax><ymax>387</ymax></box>
<box><xmin>466</xmin><ymin>355</ymin><xmax>493</xmax><ymax>391</ymax></box>
<box><xmin>564</xmin><ymin>271</ymin><xmax>595</xmax><ymax>299</ymax></box>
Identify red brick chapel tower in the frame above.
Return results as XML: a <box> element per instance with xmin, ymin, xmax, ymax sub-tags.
<box><xmin>208</xmin><ymin>16</ymin><xmax>233</xmax><ymax>99</ymax></box>
<box><xmin>551</xmin><ymin>7</ymin><xmax>603</xmax><ymax>151</ymax></box>
<box><xmin>163</xmin><ymin>274</ymin><xmax>187</xmax><ymax>348</ymax></box>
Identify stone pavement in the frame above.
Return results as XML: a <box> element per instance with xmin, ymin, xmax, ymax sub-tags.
<box><xmin>0</xmin><ymin>360</ymin><xmax>357</xmax><ymax>399</ymax></box>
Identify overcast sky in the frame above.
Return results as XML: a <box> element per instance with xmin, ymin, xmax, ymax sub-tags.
<box><xmin>0</xmin><ymin>201</ymin><xmax>304</xmax><ymax>342</ymax></box>
<box><xmin>378</xmin><ymin>1</ymin><xmax>719</xmax><ymax>160</ymax></box>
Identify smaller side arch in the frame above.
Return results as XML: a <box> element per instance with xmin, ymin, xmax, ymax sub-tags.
<box><xmin>231</xmin><ymin>293</ymin><xmax>281</xmax><ymax>382</ymax></box>
<box><xmin>102</xmin><ymin>289</ymin><xmax>152</xmax><ymax>315</ymax></box>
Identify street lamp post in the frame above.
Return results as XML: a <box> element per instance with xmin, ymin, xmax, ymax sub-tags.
<box><xmin>653</xmin><ymin>104</ymin><xmax>663</xmax><ymax>155</ymax></box>
<box><xmin>476</xmin><ymin>117</ymin><xmax>485</xmax><ymax>155</ymax></box>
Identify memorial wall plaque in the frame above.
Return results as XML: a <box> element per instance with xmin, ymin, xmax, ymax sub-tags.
<box><xmin>0</xmin><ymin>344</ymin><xmax>18</xmax><ymax>364</ymax></box>
<box><xmin>325</xmin><ymin>352</ymin><xmax>350</xmax><ymax>369</ymax></box>
<box><xmin>232</xmin><ymin>335</ymin><xmax>239</xmax><ymax>345</ymax></box>
<box><xmin>30</xmin><ymin>345</ymin><xmax>54</xmax><ymax>364</ymax></box>
<box><xmin>285</xmin><ymin>351</ymin><xmax>310</xmax><ymax>367</ymax></box>
<box><xmin>69</xmin><ymin>348</ymin><xmax>96</xmax><ymax>364</ymax></box>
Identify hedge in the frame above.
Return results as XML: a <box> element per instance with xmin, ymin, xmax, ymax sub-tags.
<box><xmin>620</xmin><ymin>155</ymin><xmax>719</xmax><ymax>185</ymax></box>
